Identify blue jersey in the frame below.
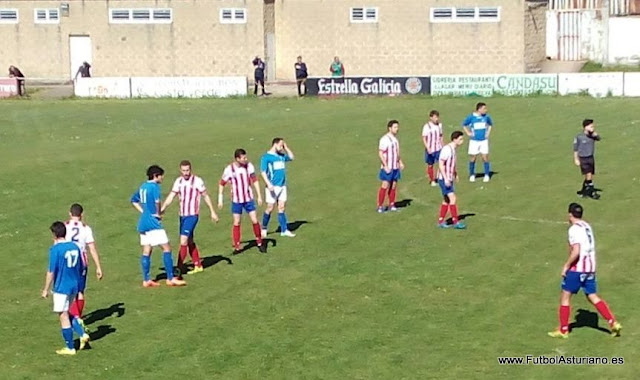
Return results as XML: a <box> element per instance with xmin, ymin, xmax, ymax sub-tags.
<box><xmin>462</xmin><ymin>113</ymin><xmax>494</xmax><ymax>141</ymax></box>
<box><xmin>131</xmin><ymin>181</ymin><xmax>163</xmax><ymax>232</ymax></box>
<box><xmin>49</xmin><ymin>241</ymin><xmax>83</xmax><ymax>295</ymax></box>
<box><xmin>260</xmin><ymin>152</ymin><xmax>292</xmax><ymax>187</ymax></box>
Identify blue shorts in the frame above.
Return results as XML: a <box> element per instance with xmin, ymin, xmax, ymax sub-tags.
<box><xmin>562</xmin><ymin>271</ymin><xmax>597</xmax><ymax>295</ymax></box>
<box><xmin>438</xmin><ymin>179</ymin><xmax>455</xmax><ymax>197</ymax></box>
<box><xmin>79</xmin><ymin>267</ymin><xmax>88</xmax><ymax>293</ymax></box>
<box><xmin>379</xmin><ymin>169</ymin><xmax>401</xmax><ymax>182</ymax></box>
<box><xmin>179</xmin><ymin>215</ymin><xmax>199</xmax><ymax>238</ymax></box>
<box><xmin>424</xmin><ymin>150</ymin><xmax>441</xmax><ymax>165</ymax></box>
<box><xmin>231</xmin><ymin>201</ymin><xmax>257</xmax><ymax>215</ymax></box>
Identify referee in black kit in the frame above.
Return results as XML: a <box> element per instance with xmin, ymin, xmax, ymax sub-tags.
<box><xmin>573</xmin><ymin>119</ymin><xmax>601</xmax><ymax>199</ymax></box>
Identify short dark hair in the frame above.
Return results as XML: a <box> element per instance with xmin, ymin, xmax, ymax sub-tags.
<box><xmin>451</xmin><ymin>131</ymin><xmax>464</xmax><ymax>140</ymax></box>
<box><xmin>234</xmin><ymin>148</ymin><xmax>247</xmax><ymax>159</ymax></box>
<box><xmin>180</xmin><ymin>160</ymin><xmax>191</xmax><ymax>167</ymax></box>
<box><xmin>429</xmin><ymin>110</ymin><xmax>439</xmax><ymax>117</ymax></box>
<box><xmin>272</xmin><ymin>137</ymin><xmax>283</xmax><ymax>146</ymax></box>
<box><xmin>50</xmin><ymin>221</ymin><xmax>67</xmax><ymax>238</ymax></box>
<box><xmin>70</xmin><ymin>203</ymin><xmax>83</xmax><ymax>217</ymax></box>
<box><xmin>569</xmin><ymin>202</ymin><xmax>583</xmax><ymax>218</ymax></box>
<box><xmin>582</xmin><ymin>119</ymin><xmax>594</xmax><ymax>128</ymax></box>
<box><xmin>252</xmin><ymin>58</ymin><xmax>260</xmax><ymax>65</ymax></box>
<box><xmin>387</xmin><ymin>120</ymin><xmax>399</xmax><ymax>129</ymax></box>
<box><xmin>476</xmin><ymin>102</ymin><xmax>486</xmax><ymax>111</ymax></box>
<box><xmin>146</xmin><ymin>165</ymin><xmax>164</xmax><ymax>180</ymax></box>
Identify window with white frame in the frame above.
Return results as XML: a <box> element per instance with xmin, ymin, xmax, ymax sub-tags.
<box><xmin>0</xmin><ymin>9</ymin><xmax>18</xmax><ymax>24</ymax></box>
<box><xmin>430</xmin><ymin>7</ymin><xmax>500</xmax><ymax>23</ymax></box>
<box><xmin>109</xmin><ymin>8</ymin><xmax>173</xmax><ymax>24</ymax></box>
<box><xmin>220</xmin><ymin>8</ymin><xmax>247</xmax><ymax>24</ymax></box>
<box><xmin>350</xmin><ymin>7</ymin><xmax>378</xmax><ymax>23</ymax></box>
<box><xmin>34</xmin><ymin>8</ymin><xmax>60</xmax><ymax>24</ymax></box>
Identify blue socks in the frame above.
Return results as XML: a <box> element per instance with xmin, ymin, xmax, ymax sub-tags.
<box><xmin>71</xmin><ymin>318</ymin><xmax>84</xmax><ymax>336</ymax></box>
<box><xmin>62</xmin><ymin>327</ymin><xmax>74</xmax><ymax>349</ymax></box>
<box><xmin>278</xmin><ymin>212</ymin><xmax>288</xmax><ymax>233</ymax></box>
<box><xmin>141</xmin><ymin>255</ymin><xmax>151</xmax><ymax>281</ymax></box>
<box><xmin>469</xmin><ymin>161</ymin><xmax>475</xmax><ymax>177</ymax></box>
<box><xmin>163</xmin><ymin>252</ymin><xmax>174</xmax><ymax>280</ymax></box>
<box><xmin>484</xmin><ymin>162</ymin><xmax>491</xmax><ymax>176</ymax></box>
<box><xmin>262</xmin><ymin>212</ymin><xmax>271</xmax><ymax>230</ymax></box>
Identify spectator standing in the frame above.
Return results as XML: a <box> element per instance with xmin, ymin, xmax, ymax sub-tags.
<box><xmin>294</xmin><ymin>56</ymin><xmax>308</xmax><ymax>97</ymax></box>
<box><xmin>8</xmin><ymin>65</ymin><xmax>25</xmax><ymax>96</ymax></box>
<box><xmin>74</xmin><ymin>62</ymin><xmax>92</xmax><ymax>81</ymax></box>
<box><xmin>252</xmin><ymin>56</ymin><xmax>270</xmax><ymax>96</ymax></box>
<box><xmin>330</xmin><ymin>56</ymin><xmax>345</xmax><ymax>78</ymax></box>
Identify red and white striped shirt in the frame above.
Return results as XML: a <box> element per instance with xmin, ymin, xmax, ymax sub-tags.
<box><xmin>422</xmin><ymin>122</ymin><xmax>443</xmax><ymax>153</ymax></box>
<box><xmin>379</xmin><ymin>133</ymin><xmax>400</xmax><ymax>170</ymax></box>
<box><xmin>171</xmin><ymin>175</ymin><xmax>207</xmax><ymax>216</ymax></box>
<box><xmin>568</xmin><ymin>221</ymin><xmax>597</xmax><ymax>273</ymax></box>
<box><xmin>220</xmin><ymin>163</ymin><xmax>257</xmax><ymax>203</ymax></box>
<box><xmin>65</xmin><ymin>220</ymin><xmax>94</xmax><ymax>267</ymax></box>
<box><xmin>437</xmin><ymin>144</ymin><xmax>457</xmax><ymax>182</ymax></box>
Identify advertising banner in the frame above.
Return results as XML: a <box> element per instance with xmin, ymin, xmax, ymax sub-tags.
<box><xmin>131</xmin><ymin>77</ymin><xmax>247</xmax><ymax>98</ymax></box>
<box><xmin>431</xmin><ymin>74</ymin><xmax>558</xmax><ymax>96</ymax></box>
<box><xmin>74</xmin><ymin>77</ymin><xmax>131</xmax><ymax>98</ymax></box>
<box><xmin>558</xmin><ymin>72</ymin><xmax>624</xmax><ymax>97</ymax></box>
<box><xmin>0</xmin><ymin>78</ymin><xmax>19</xmax><ymax>98</ymax></box>
<box><xmin>306</xmin><ymin>77</ymin><xmax>431</xmax><ymax>96</ymax></box>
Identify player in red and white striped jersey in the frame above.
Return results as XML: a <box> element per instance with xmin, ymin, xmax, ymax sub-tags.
<box><xmin>548</xmin><ymin>203</ymin><xmax>621</xmax><ymax>338</ymax></box>
<box><xmin>437</xmin><ymin>131</ymin><xmax>466</xmax><ymax>229</ymax></box>
<box><xmin>65</xmin><ymin>203</ymin><xmax>103</xmax><ymax>348</ymax></box>
<box><xmin>218</xmin><ymin>149</ymin><xmax>266</xmax><ymax>254</ymax></box>
<box><xmin>422</xmin><ymin>110</ymin><xmax>444</xmax><ymax>186</ymax></box>
<box><xmin>161</xmin><ymin>160</ymin><xmax>219</xmax><ymax>276</ymax></box>
<box><xmin>377</xmin><ymin>120</ymin><xmax>404</xmax><ymax>213</ymax></box>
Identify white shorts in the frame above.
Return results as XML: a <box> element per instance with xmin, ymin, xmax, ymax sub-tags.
<box><xmin>265</xmin><ymin>186</ymin><xmax>288</xmax><ymax>204</ymax></box>
<box><xmin>53</xmin><ymin>292</ymin><xmax>76</xmax><ymax>313</ymax></box>
<box><xmin>140</xmin><ymin>229</ymin><xmax>170</xmax><ymax>246</ymax></box>
<box><xmin>468</xmin><ymin>139</ymin><xmax>489</xmax><ymax>155</ymax></box>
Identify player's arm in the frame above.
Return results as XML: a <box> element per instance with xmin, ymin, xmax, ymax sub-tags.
<box><xmin>202</xmin><ymin>191</ymin><xmax>219</xmax><ymax>222</ymax></box>
<box><xmin>87</xmin><ymin>242</ymin><xmax>103</xmax><ymax>280</ymax></box>
<box><xmin>561</xmin><ymin>243</ymin><xmax>581</xmax><ymax>277</ymax></box>
<box><xmin>283</xmin><ymin>142</ymin><xmax>295</xmax><ymax>160</ymax></box>
<box><xmin>42</xmin><ymin>251</ymin><xmax>56</xmax><ymax>298</ymax></box>
<box><xmin>438</xmin><ymin>155</ymin><xmax>451</xmax><ymax>185</ymax></box>
<box><xmin>486</xmin><ymin>116</ymin><xmax>494</xmax><ymax>138</ymax></box>
<box><xmin>378</xmin><ymin>149</ymin><xmax>390</xmax><ymax>172</ymax></box>
<box><xmin>130</xmin><ymin>192</ymin><xmax>144</xmax><ymax>214</ymax></box>
<box><xmin>217</xmin><ymin>181</ymin><xmax>226</xmax><ymax>209</ymax></box>
<box><xmin>261</xmin><ymin>171</ymin><xmax>275</xmax><ymax>191</ymax></box>
<box><xmin>572</xmin><ymin>138</ymin><xmax>580</xmax><ymax>166</ymax></box>
<box><xmin>462</xmin><ymin>116</ymin><xmax>473</xmax><ymax>137</ymax></box>
<box><xmin>160</xmin><ymin>191</ymin><xmax>176</xmax><ymax>214</ymax></box>
<box><xmin>251</xmin><ymin>174</ymin><xmax>263</xmax><ymax>206</ymax></box>
<box><xmin>422</xmin><ymin>133</ymin><xmax>431</xmax><ymax>153</ymax></box>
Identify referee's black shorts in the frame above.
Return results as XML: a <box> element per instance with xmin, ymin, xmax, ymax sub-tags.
<box><xmin>579</xmin><ymin>156</ymin><xmax>595</xmax><ymax>175</ymax></box>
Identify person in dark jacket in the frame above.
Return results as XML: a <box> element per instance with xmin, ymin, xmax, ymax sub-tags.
<box><xmin>8</xmin><ymin>65</ymin><xmax>25</xmax><ymax>96</ymax></box>
<box><xmin>294</xmin><ymin>56</ymin><xmax>308</xmax><ymax>97</ymax></box>
<box><xmin>252</xmin><ymin>56</ymin><xmax>270</xmax><ymax>96</ymax></box>
<box><xmin>74</xmin><ymin>62</ymin><xmax>92</xmax><ymax>80</ymax></box>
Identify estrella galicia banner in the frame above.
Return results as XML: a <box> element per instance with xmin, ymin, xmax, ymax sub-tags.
<box><xmin>306</xmin><ymin>76</ymin><xmax>431</xmax><ymax>96</ymax></box>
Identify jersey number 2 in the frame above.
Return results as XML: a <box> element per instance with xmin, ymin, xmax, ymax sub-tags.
<box><xmin>70</xmin><ymin>227</ymin><xmax>80</xmax><ymax>242</ymax></box>
<box><xmin>64</xmin><ymin>250</ymin><xmax>79</xmax><ymax>268</ymax></box>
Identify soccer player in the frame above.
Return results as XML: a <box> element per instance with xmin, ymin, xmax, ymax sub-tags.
<box><xmin>462</xmin><ymin>102</ymin><xmax>494</xmax><ymax>183</ymax></box>
<box><xmin>131</xmin><ymin>165</ymin><xmax>186</xmax><ymax>287</ymax></box>
<box><xmin>437</xmin><ymin>131</ymin><xmax>466</xmax><ymax>229</ymax></box>
<box><xmin>218</xmin><ymin>149</ymin><xmax>266</xmax><ymax>254</ymax></box>
<box><xmin>161</xmin><ymin>160</ymin><xmax>219</xmax><ymax>276</ymax></box>
<box><xmin>42</xmin><ymin>221</ymin><xmax>88</xmax><ymax>355</ymax></box>
<box><xmin>377</xmin><ymin>120</ymin><xmax>405</xmax><ymax>213</ymax></box>
<box><xmin>260</xmin><ymin>138</ymin><xmax>296</xmax><ymax>238</ymax></box>
<box><xmin>548</xmin><ymin>203</ymin><xmax>622</xmax><ymax>339</ymax></box>
<box><xmin>65</xmin><ymin>203</ymin><xmax>103</xmax><ymax>344</ymax></box>
<box><xmin>422</xmin><ymin>110</ymin><xmax>444</xmax><ymax>186</ymax></box>
<box><xmin>573</xmin><ymin>119</ymin><xmax>601</xmax><ymax>199</ymax></box>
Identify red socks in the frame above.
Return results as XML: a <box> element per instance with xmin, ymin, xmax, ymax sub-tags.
<box><xmin>559</xmin><ymin>305</ymin><xmax>570</xmax><ymax>333</ymax></box>
<box><xmin>377</xmin><ymin>187</ymin><xmax>386</xmax><ymax>207</ymax></box>
<box><xmin>427</xmin><ymin>166</ymin><xmax>435</xmax><ymax>182</ymax></box>
<box><xmin>232</xmin><ymin>225</ymin><xmax>241</xmax><ymax>248</ymax></box>
<box><xmin>178</xmin><ymin>245</ymin><xmax>188</xmax><ymax>269</ymax></box>
<box><xmin>388</xmin><ymin>188</ymin><xmax>397</xmax><ymax>206</ymax></box>
<box><xmin>594</xmin><ymin>300</ymin><xmax>615</xmax><ymax>325</ymax></box>
<box><xmin>450</xmin><ymin>205</ymin><xmax>459</xmax><ymax>224</ymax></box>
<box><xmin>188</xmin><ymin>242</ymin><xmax>201</xmax><ymax>267</ymax></box>
<box><xmin>438</xmin><ymin>204</ymin><xmax>449</xmax><ymax>223</ymax></box>
<box><xmin>70</xmin><ymin>299</ymin><xmax>85</xmax><ymax>319</ymax></box>
<box><xmin>252</xmin><ymin>223</ymin><xmax>263</xmax><ymax>244</ymax></box>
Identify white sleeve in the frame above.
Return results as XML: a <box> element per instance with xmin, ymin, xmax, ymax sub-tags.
<box><xmin>439</xmin><ymin>146</ymin><xmax>451</xmax><ymax>161</ymax></box>
<box><xmin>378</xmin><ymin>137</ymin><xmax>387</xmax><ymax>151</ymax></box>
<box><xmin>568</xmin><ymin>226</ymin><xmax>579</xmax><ymax>245</ymax></box>
<box><xmin>221</xmin><ymin>166</ymin><xmax>232</xmax><ymax>182</ymax></box>
<box><xmin>248</xmin><ymin>163</ymin><xmax>256</xmax><ymax>176</ymax></box>
<box><xmin>171</xmin><ymin>178</ymin><xmax>180</xmax><ymax>193</ymax></box>
<box><xmin>196</xmin><ymin>177</ymin><xmax>206</xmax><ymax>193</ymax></box>
<box><xmin>421</xmin><ymin>124</ymin><xmax>429</xmax><ymax>137</ymax></box>
<box><xmin>85</xmin><ymin>226</ymin><xmax>95</xmax><ymax>244</ymax></box>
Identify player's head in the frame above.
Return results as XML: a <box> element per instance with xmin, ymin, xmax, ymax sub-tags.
<box><xmin>50</xmin><ymin>221</ymin><xmax>67</xmax><ymax>239</ymax></box>
<box><xmin>387</xmin><ymin>120</ymin><xmax>399</xmax><ymax>135</ymax></box>
<box><xmin>297</xmin><ymin>56</ymin><xmax>302</xmax><ymax>63</ymax></box>
<box><xmin>429</xmin><ymin>110</ymin><xmax>440</xmax><ymax>124</ymax></box>
<box><xmin>179</xmin><ymin>160</ymin><xmax>192</xmax><ymax>179</ymax></box>
<box><xmin>568</xmin><ymin>202</ymin><xmax>583</xmax><ymax>221</ymax></box>
<box><xmin>334</xmin><ymin>56</ymin><xmax>340</xmax><ymax>63</ymax></box>
<box><xmin>252</xmin><ymin>57</ymin><xmax>260</xmax><ymax>65</ymax></box>
<box><xmin>271</xmin><ymin>138</ymin><xmax>285</xmax><ymax>153</ymax></box>
<box><xmin>450</xmin><ymin>130</ymin><xmax>465</xmax><ymax>146</ymax></box>
<box><xmin>234</xmin><ymin>148</ymin><xmax>248</xmax><ymax>165</ymax></box>
<box><xmin>582</xmin><ymin>119</ymin><xmax>594</xmax><ymax>133</ymax></box>
<box><xmin>69</xmin><ymin>203</ymin><xmax>83</xmax><ymax>219</ymax></box>
<box><xmin>146</xmin><ymin>165</ymin><xmax>165</xmax><ymax>183</ymax></box>
<box><xmin>476</xmin><ymin>102</ymin><xmax>487</xmax><ymax>115</ymax></box>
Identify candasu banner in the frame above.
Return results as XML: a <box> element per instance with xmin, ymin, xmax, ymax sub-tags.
<box><xmin>306</xmin><ymin>76</ymin><xmax>431</xmax><ymax>96</ymax></box>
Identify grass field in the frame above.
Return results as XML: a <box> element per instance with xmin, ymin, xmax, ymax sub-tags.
<box><xmin>1</xmin><ymin>95</ymin><xmax>639</xmax><ymax>379</ymax></box>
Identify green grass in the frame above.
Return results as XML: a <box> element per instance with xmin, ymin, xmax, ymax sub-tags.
<box><xmin>0</xmin><ymin>96</ymin><xmax>639</xmax><ymax>379</ymax></box>
<box><xmin>580</xmin><ymin>60</ymin><xmax>640</xmax><ymax>72</ymax></box>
